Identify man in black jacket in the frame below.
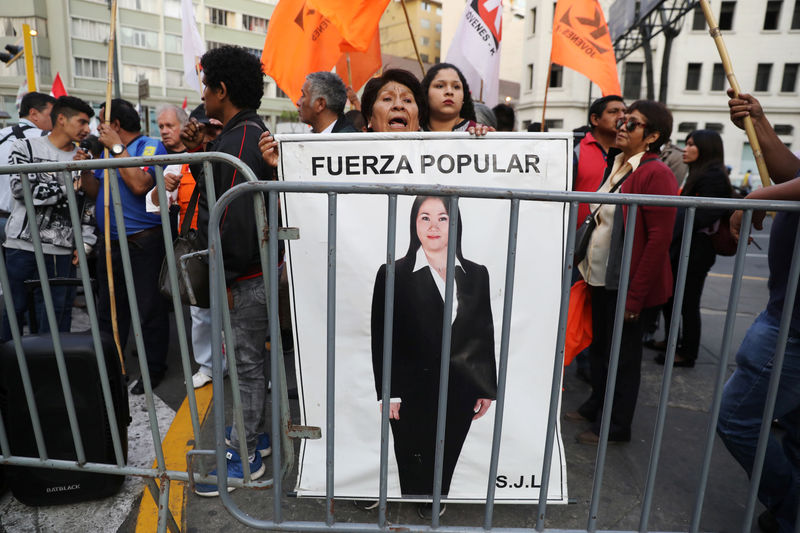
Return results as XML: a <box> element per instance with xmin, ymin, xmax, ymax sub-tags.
<box><xmin>181</xmin><ymin>45</ymin><xmax>274</xmax><ymax>497</ymax></box>
<box><xmin>296</xmin><ymin>71</ymin><xmax>357</xmax><ymax>134</ymax></box>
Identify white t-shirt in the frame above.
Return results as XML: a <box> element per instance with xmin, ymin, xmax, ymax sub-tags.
<box><xmin>0</xmin><ymin>119</ymin><xmax>46</xmax><ymax>213</ymax></box>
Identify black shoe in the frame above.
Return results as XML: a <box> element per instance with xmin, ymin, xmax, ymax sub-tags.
<box><xmin>417</xmin><ymin>502</ymin><xmax>446</xmax><ymax>519</ymax></box>
<box><xmin>654</xmin><ymin>353</ymin><xmax>695</xmax><ymax>368</ymax></box>
<box><xmin>757</xmin><ymin>509</ymin><xmax>779</xmax><ymax>533</ymax></box>
<box><xmin>130</xmin><ymin>373</ymin><xmax>164</xmax><ymax>395</ymax></box>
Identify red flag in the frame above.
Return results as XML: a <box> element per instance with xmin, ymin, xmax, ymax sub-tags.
<box><xmin>182</xmin><ymin>96</ymin><xmax>188</xmax><ymax>110</ymax></box>
<box><xmin>550</xmin><ymin>0</ymin><xmax>621</xmax><ymax>97</ymax></box>
<box><xmin>262</xmin><ymin>0</ymin><xmax>343</xmax><ymax>104</ymax></box>
<box><xmin>335</xmin><ymin>29</ymin><xmax>381</xmax><ymax>92</ymax></box>
<box><xmin>310</xmin><ymin>0</ymin><xmax>390</xmax><ymax>52</ymax></box>
<box><xmin>50</xmin><ymin>72</ymin><xmax>67</xmax><ymax>98</ymax></box>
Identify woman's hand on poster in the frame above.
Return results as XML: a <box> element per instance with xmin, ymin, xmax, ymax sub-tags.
<box><xmin>467</xmin><ymin>123</ymin><xmax>494</xmax><ymax>137</ymax></box>
<box><xmin>473</xmin><ymin>398</ymin><xmax>493</xmax><ymax>420</ymax></box>
<box><xmin>380</xmin><ymin>401</ymin><xmax>401</xmax><ymax>420</ymax></box>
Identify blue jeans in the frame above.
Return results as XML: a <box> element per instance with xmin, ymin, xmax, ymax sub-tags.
<box><xmin>718</xmin><ymin>311</ymin><xmax>800</xmax><ymax>532</ymax></box>
<box><xmin>1</xmin><ymin>248</ymin><xmax>75</xmax><ymax>341</ymax></box>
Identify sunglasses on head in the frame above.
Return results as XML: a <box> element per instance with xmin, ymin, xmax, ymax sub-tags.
<box><xmin>616</xmin><ymin>117</ymin><xmax>647</xmax><ymax>131</ymax></box>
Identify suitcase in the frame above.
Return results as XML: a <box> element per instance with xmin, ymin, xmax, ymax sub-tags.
<box><xmin>0</xmin><ymin>332</ymin><xmax>130</xmax><ymax>506</ymax></box>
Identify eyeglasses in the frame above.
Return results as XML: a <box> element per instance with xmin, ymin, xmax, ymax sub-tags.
<box><xmin>616</xmin><ymin>117</ymin><xmax>647</xmax><ymax>131</ymax></box>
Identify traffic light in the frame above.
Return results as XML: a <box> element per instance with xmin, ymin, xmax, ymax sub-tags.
<box><xmin>0</xmin><ymin>44</ymin><xmax>23</xmax><ymax>65</ymax></box>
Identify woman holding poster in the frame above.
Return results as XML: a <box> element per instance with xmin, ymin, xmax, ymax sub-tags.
<box><xmin>370</xmin><ymin>195</ymin><xmax>497</xmax><ymax>497</ymax></box>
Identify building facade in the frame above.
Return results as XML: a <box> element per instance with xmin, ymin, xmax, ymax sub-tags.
<box><xmin>517</xmin><ymin>0</ymin><xmax>800</xmax><ymax>182</ymax></box>
<box><xmin>380</xmin><ymin>0</ymin><xmax>444</xmax><ymax>66</ymax></box>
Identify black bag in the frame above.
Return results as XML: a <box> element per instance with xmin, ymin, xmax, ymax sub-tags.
<box><xmin>158</xmin><ymin>184</ymin><xmax>209</xmax><ymax>308</ymax></box>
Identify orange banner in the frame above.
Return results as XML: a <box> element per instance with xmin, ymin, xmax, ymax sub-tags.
<box><xmin>550</xmin><ymin>0</ymin><xmax>621</xmax><ymax>97</ymax></box>
<box><xmin>335</xmin><ymin>29</ymin><xmax>381</xmax><ymax>92</ymax></box>
<box><xmin>262</xmin><ymin>0</ymin><xmax>343</xmax><ymax>104</ymax></box>
<box><xmin>310</xmin><ymin>0</ymin><xmax>390</xmax><ymax>52</ymax></box>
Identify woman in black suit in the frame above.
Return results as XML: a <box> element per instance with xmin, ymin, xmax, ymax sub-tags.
<box><xmin>371</xmin><ymin>195</ymin><xmax>497</xmax><ymax>497</ymax></box>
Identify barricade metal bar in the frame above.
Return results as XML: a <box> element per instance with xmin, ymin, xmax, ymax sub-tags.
<box><xmin>378</xmin><ymin>193</ymin><xmax>398</xmax><ymax>529</ymax></box>
<box><xmin>484</xmin><ymin>197</ymin><xmax>522</xmax><ymax>529</ymax></box>
<box><xmin>18</xmin><ymin>170</ymin><xmax>87</xmax><ymax>464</ymax></box>
<box><xmin>153</xmin><ymin>166</ymin><xmax>203</xmax><ymax>448</ymax></box>
<box><xmin>689</xmin><ymin>208</ymin><xmax>754</xmax><ymax>533</ymax></box>
<box><xmin>62</xmin><ymin>170</ymin><xmax>126</xmax><ymax>466</ymax></box>
<box><xmin>639</xmin><ymin>207</ymin><xmax>697</xmax><ymax>532</ymax></box>
<box><xmin>105</xmin><ymin>161</ymin><xmax>166</xmax><ymax>471</ymax></box>
<box><xmin>430</xmin><ymin>195</ymin><xmax>461</xmax><ymax>528</ymax></box>
<box><xmin>587</xmin><ymin>204</ymin><xmax>638</xmax><ymax>532</ymax></box>
<box><xmin>0</xmin><ymin>245</ymin><xmax>46</xmax><ymax>459</ymax></box>
<box><xmin>536</xmin><ymin>200</ymin><xmax>580</xmax><ymax>531</ymax></box>
<box><xmin>268</xmin><ymin>189</ymin><xmax>284</xmax><ymax>523</ymax></box>
<box><xmin>742</xmin><ymin>216</ymin><xmax>800</xmax><ymax>532</ymax></box>
<box><xmin>326</xmin><ymin>192</ymin><xmax>337</xmax><ymax>526</ymax></box>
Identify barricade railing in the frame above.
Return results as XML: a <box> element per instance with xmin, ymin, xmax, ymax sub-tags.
<box><xmin>1</xmin><ymin>151</ymin><xmax>798</xmax><ymax>532</ymax></box>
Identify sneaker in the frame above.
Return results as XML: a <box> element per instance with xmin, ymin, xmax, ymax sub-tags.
<box><xmin>417</xmin><ymin>502</ymin><xmax>446</xmax><ymax>519</ymax></box>
<box><xmin>224</xmin><ymin>426</ymin><xmax>272</xmax><ymax>458</ymax></box>
<box><xmin>192</xmin><ymin>371</ymin><xmax>213</xmax><ymax>389</ymax></box>
<box><xmin>194</xmin><ymin>448</ymin><xmax>265</xmax><ymax>497</ymax></box>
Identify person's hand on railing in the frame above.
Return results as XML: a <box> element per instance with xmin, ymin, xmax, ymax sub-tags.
<box><xmin>258</xmin><ymin>131</ymin><xmax>279</xmax><ymax>168</ymax></box>
<box><xmin>727</xmin><ymin>89</ymin><xmax>764</xmax><ymax>131</ymax></box>
<box><xmin>379</xmin><ymin>401</ymin><xmax>401</xmax><ymax>420</ymax></box>
<box><xmin>163</xmin><ymin>171</ymin><xmax>181</xmax><ymax>192</ymax></box>
<box><xmin>180</xmin><ymin>118</ymin><xmax>206</xmax><ymax>152</ymax></box>
<box><xmin>729</xmin><ymin>208</ymin><xmax>765</xmax><ymax>242</ymax></box>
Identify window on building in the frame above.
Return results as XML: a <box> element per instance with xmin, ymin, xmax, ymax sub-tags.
<box><xmin>530</xmin><ymin>7</ymin><xmax>537</xmax><ymax>34</ymax></box>
<box><xmin>678</xmin><ymin>122</ymin><xmax>698</xmax><ymax>133</ymax></box>
<box><xmin>755</xmin><ymin>63</ymin><xmax>773</xmax><ymax>91</ymax></box>
<box><xmin>705</xmin><ymin>122</ymin><xmax>724</xmax><ymax>133</ymax></box>
<box><xmin>207</xmin><ymin>7</ymin><xmax>234</xmax><ymax>27</ymax></box>
<box><xmin>421</xmin><ymin>2</ymin><xmax>432</xmax><ymax>12</ymax></box>
<box><xmin>764</xmin><ymin>1</ymin><xmax>783</xmax><ymax>29</ymax></box>
<box><xmin>549</xmin><ymin>64</ymin><xmax>563</xmax><ymax>88</ymax></box>
<box><xmin>421</xmin><ymin>18</ymin><xmax>431</xmax><ymax>29</ymax></box>
<box><xmin>792</xmin><ymin>0</ymin><xmax>800</xmax><ymax>28</ymax></box>
<box><xmin>122</xmin><ymin>64</ymin><xmax>162</xmax><ymax>86</ymax></box>
<box><xmin>120</xmin><ymin>26</ymin><xmax>158</xmax><ymax>49</ymax></box>
<box><xmin>522</xmin><ymin>120</ymin><xmax>532</xmax><ymax>131</ymax></box>
<box><xmin>685</xmin><ymin>63</ymin><xmax>702</xmax><ymax>90</ymax></box>
<box><xmin>420</xmin><ymin>53</ymin><xmax>429</xmax><ymax>63</ymax></box>
<box><xmin>545</xmin><ymin>119</ymin><xmax>563</xmax><ymax>130</ymax></box>
<box><xmin>711</xmin><ymin>63</ymin><xmax>726</xmax><ymax>91</ymax></box>
<box><xmin>166</xmin><ymin>70</ymin><xmax>184</xmax><ymax>88</ymax></box>
<box><xmin>782</xmin><ymin>63</ymin><xmax>799</xmax><ymax>92</ymax></box>
<box><xmin>421</xmin><ymin>36</ymin><xmax>430</xmax><ymax>46</ymax></box>
<box><xmin>71</xmin><ymin>18</ymin><xmax>109</xmax><ymax>41</ymax></box>
<box><xmin>434</xmin><ymin>56</ymin><xmax>440</xmax><ymax>63</ymax></box>
<box><xmin>164</xmin><ymin>0</ymin><xmax>181</xmax><ymax>18</ymax></box>
<box><xmin>74</xmin><ymin>57</ymin><xmax>107</xmax><ymax>79</ymax></box>
<box><xmin>436</xmin><ymin>6</ymin><xmax>442</xmax><ymax>15</ymax></box>
<box><xmin>0</xmin><ymin>17</ymin><xmax>48</xmax><ymax>38</ymax></box>
<box><xmin>242</xmin><ymin>14</ymin><xmax>268</xmax><ymax>33</ymax></box>
<box><xmin>526</xmin><ymin>64</ymin><xmax>534</xmax><ymax>91</ymax></box>
<box><xmin>774</xmin><ymin>124</ymin><xmax>794</xmax><ymax>135</ymax></box>
<box><xmin>719</xmin><ymin>1</ymin><xmax>736</xmax><ymax>30</ymax></box>
<box><xmin>691</xmin><ymin>5</ymin><xmax>706</xmax><ymax>30</ymax></box>
<box><xmin>435</xmin><ymin>39</ymin><xmax>441</xmax><ymax>49</ymax></box>
<box><xmin>624</xmin><ymin>62</ymin><xmax>643</xmax><ymax>99</ymax></box>
<box><xmin>119</xmin><ymin>0</ymin><xmax>158</xmax><ymax>11</ymax></box>
<box><xmin>206</xmin><ymin>40</ymin><xmax>223</xmax><ymax>50</ymax></box>
<box><xmin>165</xmin><ymin>33</ymin><xmax>182</xmax><ymax>53</ymax></box>
<box><xmin>435</xmin><ymin>22</ymin><xmax>442</xmax><ymax>32</ymax></box>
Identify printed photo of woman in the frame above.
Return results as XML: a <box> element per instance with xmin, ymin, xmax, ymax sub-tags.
<box><xmin>370</xmin><ymin>195</ymin><xmax>497</xmax><ymax>497</ymax></box>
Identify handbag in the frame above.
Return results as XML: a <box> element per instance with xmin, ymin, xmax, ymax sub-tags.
<box><xmin>710</xmin><ymin>212</ymin><xmax>738</xmax><ymax>256</ymax></box>
<box><xmin>564</xmin><ymin>279</ymin><xmax>592</xmax><ymax>367</ymax></box>
<box><xmin>158</xmin><ymin>184</ymin><xmax>210</xmax><ymax>308</ymax></box>
<box><xmin>573</xmin><ymin>168</ymin><xmax>635</xmax><ymax>266</ymax></box>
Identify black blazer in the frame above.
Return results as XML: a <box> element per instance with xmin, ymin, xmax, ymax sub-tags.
<box><xmin>331</xmin><ymin>116</ymin><xmax>358</xmax><ymax>133</ymax></box>
<box><xmin>371</xmin><ymin>255</ymin><xmax>497</xmax><ymax>406</ymax></box>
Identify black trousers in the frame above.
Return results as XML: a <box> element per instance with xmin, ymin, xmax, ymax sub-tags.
<box><xmin>578</xmin><ymin>286</ymin><xmax>643</xmax><ymax>440</ymax></box>
<box><xmin>96</xmin><ymin>227</ymin><xmax>170</xmax><ymax>378</ymax></box>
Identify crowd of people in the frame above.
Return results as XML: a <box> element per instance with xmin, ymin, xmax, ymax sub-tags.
<box><xmin>0</xmin><ymin>44</ymin><xmax>796</xmax><ymax>530</ymax></box>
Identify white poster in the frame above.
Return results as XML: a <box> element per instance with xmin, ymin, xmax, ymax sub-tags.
<box><xmin>278</xmin><ymin>132</ymin><xmax>570</xmax><ymax>504</ymax></box>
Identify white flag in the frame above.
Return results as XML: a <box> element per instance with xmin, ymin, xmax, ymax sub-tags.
<box><xmin>181</xmin><ymin>0</ymin><xmax>206</xmax><ymax>95</ymax></box>
<box><xmin>445</xmin><ymin>0</ymin><xmax>503</xmax><ymax>107</ymax></box>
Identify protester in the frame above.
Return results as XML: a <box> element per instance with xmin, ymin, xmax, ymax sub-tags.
<box><xmin>653</xmin><ymin>129</ymin><xmax>731</xmax><ymax>368</ymax></box>
<box><xmin>659</xmin><ymin>139</ymin><xmax>688</xmax><ymax>187</ymax></box>
<box><xmin>295</xmin><ymin>71</ymin><xmax>357</xmax><ymax>133</ymax></box>
<box><xmin>474</xmin><ymin>103</ymin><xmax>497</xmax><ymax>130</ymax></box>
<box><xmin>0</xmin><ymin>96</ymin><xmax>93</xmax><ymax>341</ymax></box>
<box><xmin>420</xmin><ymin>63</ymin><xmax>490</xmax><ymax>135</ymax></box>
<box><xmin>717</xmin><ymin>89</ymin><xmax>800</xmax><ymax>533</ymax></box>
<box><xmin>156</xmin><ymin>104</ymin><xmax>188</xmax><ymax>154</ymax></box>
<box><xmin>181</xmin><ymin>45</ymin><xmax>275</xmax><ymax>496</ymax></box>
<box><xmin>78</xmin><ymin>98</ymin><xmax>170</xmax><ymax>395</ymax></box>
<box><xmin>0</xmin><ymin>92</ymin><xmax>56</xmax><ymax>242</ymax></box>
<box><xmin>569</xmin><ymin>101</ymin><xmax>678</xmax><ymax>444</ymax></box>
<box><xmin>492</xmin><ymin>103</ymin><xmax>515</xmax><ymax>132</ymax></box>
<box><xmin>361</xmin><ymin>69</ymin><xmax>425</xmax><ymax>133</ymax></box>
<box><xmin>344</xmin><ymin>109</ymin><xmax>366</xmax><ymax>132</ymax></box>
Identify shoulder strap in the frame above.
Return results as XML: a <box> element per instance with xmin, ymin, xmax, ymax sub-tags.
<box><xmin>180</xmin><ymin>184</ymin><xmax>201</xmax><ymax>236</ymax></box>
<box><xmin>0</xmin><ymin>123</ymin><xmax>33</xmax><ymax>145</ymax></box>
<box><xmin>589</xmin><ymin>158</ymin><xmax>657</xmax><ymax>218</ymax></box>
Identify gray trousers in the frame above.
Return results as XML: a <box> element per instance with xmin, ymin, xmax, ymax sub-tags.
<box><xmin>227</xmin><ymin>275</ymin><xmax>270</xmax><ymax>457</ymax></box>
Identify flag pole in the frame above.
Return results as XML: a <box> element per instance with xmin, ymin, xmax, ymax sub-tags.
<box><xmin>479</xmin><ymin>79</ymin><xmax>484</xmax><ymax>103</ymax></box>
<box><xmin>541</xmin><ymin>61</ymin><xmax>553</xmax><ymax>132</ymax></box>
<box><xmin>346</xmin><ymin>52</ymin><xmax>353</xmax><ymax>87</ymax></box>
<box><xmin>699</xmin><ymin>0</ymin><xmax>769</xmax><ymax>187</ymax></box>
<box><xmin>104</xmin><ymin>0</ymin><xmax>125</xmax><ymax>375</ymax></box>
<box><xmin>400</xmin><ymin>0</ymin><xmax>426</xmax><ymax>77</ymax></box>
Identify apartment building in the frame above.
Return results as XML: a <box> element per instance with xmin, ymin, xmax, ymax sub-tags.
<box><xmin>380</xmin><ymin>0</ymin><xmax>444</xmax><ymax>65</ymax></box>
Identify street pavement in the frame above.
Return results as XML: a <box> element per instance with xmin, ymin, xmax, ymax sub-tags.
<box><xmin>0</xmin><ymin>218</ymin><xmax>780</xmax><ymax>533</ymax></box>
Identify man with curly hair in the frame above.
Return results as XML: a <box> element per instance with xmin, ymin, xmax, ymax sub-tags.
<box><xmin>180</xmin><ymin>45</ymin><xmax>275</xmax><ymax>497</ymax></box>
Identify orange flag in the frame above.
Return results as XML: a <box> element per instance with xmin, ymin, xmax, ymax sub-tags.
<box><xmin>310</xmin><ymin>0</ymin><xmax>390</xmax><ymax>52</ymax></box>
<box><xmin>262</xmin><ymin>0</ymin><xmax>344</xmax><ymax>104</ymax></box>
<box><xmin>550</xmin><ymin>0</ymin><xmax>621</xmax><ymax>96</ymax></box>
<box><xmin>335</xmin><ymin>29</ymin><xmax>382</xmax><ymax>92</ymax></box>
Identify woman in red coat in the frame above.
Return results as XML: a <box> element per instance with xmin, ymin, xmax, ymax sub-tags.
<box><xmin>571</xmin><ymin>100</ymin><xmax>678</xmax><ymax>444</ymax></box>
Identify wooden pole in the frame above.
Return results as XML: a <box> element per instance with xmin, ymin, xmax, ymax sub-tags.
<box><xmin>699</xmin><ymin>0</ymin><xmax>770</xmax><ymax>187</ymax></box>
<box><xmin>346</xmin><ymin>52</ymin><xmax>353</xmax><ymax>87</ymax></box>
<box><xmin>541</xmin><ymin>61</ymin><xmax>553</xmax><ymax>132</ymax></box>
<box><xmin>400</xmin><ymin>0</ymin><xmax>426</xmax><ymax>77</ymax></box>
<box><xmin>104</xmin><ymin>0</ymin><xmax>125</xmax><ymax>375</ymax></box>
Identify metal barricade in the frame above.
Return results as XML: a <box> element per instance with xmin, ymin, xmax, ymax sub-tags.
<box><xmin>206</xmin><ymin>178</ymin><xmax>800</xmax><ymax>533</ymax></box>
